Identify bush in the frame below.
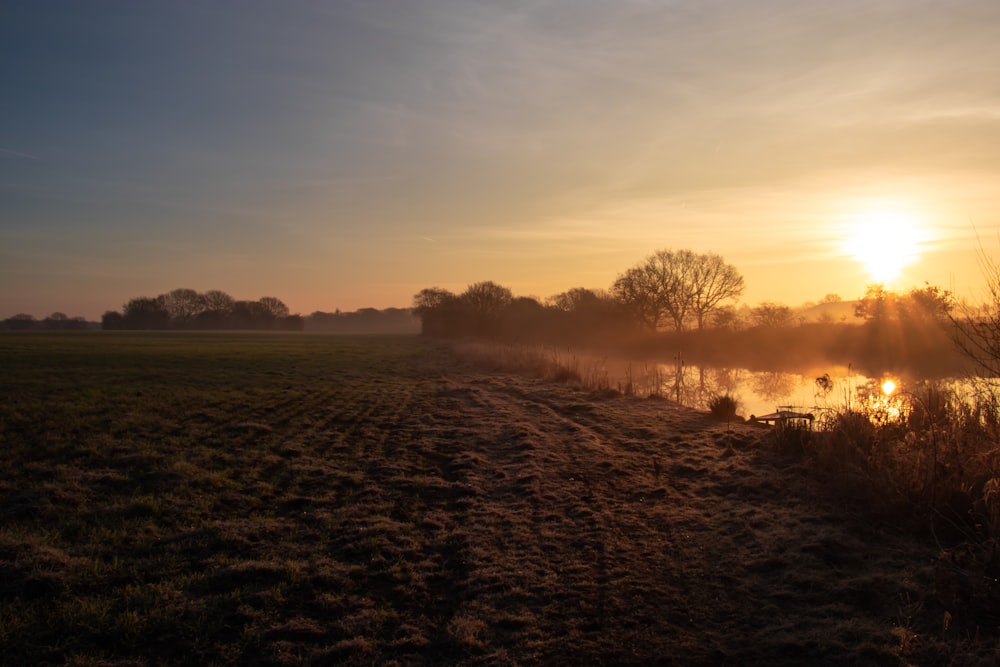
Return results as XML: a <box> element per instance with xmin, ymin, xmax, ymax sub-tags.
<box><xmin>708</xmin><ymin>394</ymin><xmax>739</xmax><ymax>421</ymax></box>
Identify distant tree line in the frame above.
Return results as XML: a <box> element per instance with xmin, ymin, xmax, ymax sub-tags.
<box><xmin>101</xmin><ymin>289</ymin><xmax>304</xmax><ymax>331</ymax></box>
<box><xmin>413</xmin><ymin>282</ymin><xmax>635</xmax><ymax>343</ymax></box>
<box><xmin>306</xmin><ymin>308</ymin><xmax>419</xmax><ymax>334</ymax></box>
<box><xmin>853</xmin><ymin>284</ymin><xmax>952</xmax><ymax>324</ymax></box>
<box><xmin>2</xmin><ymin>312</ymin><xmax>92</xmax><ymax>330</ymax></box>
<box><xmin>413</xmin><ymin>248</ymin><xmax>745</xmax><ymax>341</ymax></box>
<box><xmin>410</xmin><ymin>247</ymin><xmax>962</xmax><ymax>373</ymax></box>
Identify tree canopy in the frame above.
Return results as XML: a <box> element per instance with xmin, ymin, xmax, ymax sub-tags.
<box><xmin>102</xmin><ymin>290</ymin><xmax>301</xmax><ymax>330</ymax></box>
<box><xmin>613</xmin><ymin>249</ymin><xmax>744</xmax><ymax>331</ymax></box>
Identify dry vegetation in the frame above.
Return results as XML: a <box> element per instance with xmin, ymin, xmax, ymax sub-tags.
<box><xmin>1</xmin><ymin>332</ymin><xmax>996</xmax><ymax>665</ymax></box>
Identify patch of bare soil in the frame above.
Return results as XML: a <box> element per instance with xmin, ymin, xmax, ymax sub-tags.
<box><xmin>363</xmin><ymin>367</ymin><xmax>938</xmax><ymax>665</ymax></box>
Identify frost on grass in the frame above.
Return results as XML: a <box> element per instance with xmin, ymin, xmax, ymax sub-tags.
<box><xmin>0</xmin><ymin>333</ymin><xmax>980</xmax><ymax>665</ymax></box>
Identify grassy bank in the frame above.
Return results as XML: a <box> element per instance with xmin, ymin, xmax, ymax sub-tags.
<box><xmin>0</xmin><ymin>332</ymin><xmax>992</xmax><ymax>665</ymax></box>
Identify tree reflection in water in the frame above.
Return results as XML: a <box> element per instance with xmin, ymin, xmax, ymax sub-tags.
<box><xmin>646</xmin><ymin>363</ymin><xmax>872</xmax><ymax>418</ymax></box>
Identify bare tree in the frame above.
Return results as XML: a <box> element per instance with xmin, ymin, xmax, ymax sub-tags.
<box><xmin>412</xmin><ymin>287</ymin><xmax>458</xmax><ymax>316</ymax></box>
<box><xmin>613</xmin><ymin>249</ymin><xmax>743</xmax><ymax>331</ymax></box>
<box><xmin>412</xmin><ymin>287</ymin><xmax>462</xmax><ymax>336</ymax></box>
<box><xmin>257</xmin><ymin>296</ymin><xmax>290</xmax><ymax>319</ymax></box>
<box><xmin>202</xmin><ymin>290</ymin><xmax>235</xmax><ymax>315</ymax></box>
<box><xmin>612</xmin><ymin>265</ymin><xmax>668</xmax><ymax>330</ymax></box>
<box><xmin>690</xmin><ymin>252</ymin><xmax>745</xmax><ymax>330</ymax></box>
<box><xmin>122</xmin><ymin>297</ymin><xmax>170</xmax><ymax>329</ymax></box>
<box><xmin>953</xmin><ymin>254</ymin><xmax>1000</xmax><ymax>376</ymax></box>
<box><xmin>751</xmin><ymin>302</ymin><xmax>794</xmax><ymax>328</ymax></box>
<box><xmin>461</xmin><ymin>281</ymin><xmax>513</xmax><ymax>332</ymax></box>
<box><xmin>161</xmin><ymin>288</ymin><xmax>206</xmax><ymax>324</ymax></box>
<box><xmin>549</xmin><ymin>287</ymin><xmax>603</xmax><ymax>313</ymax></box>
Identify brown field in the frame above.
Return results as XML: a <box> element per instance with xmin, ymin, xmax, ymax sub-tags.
<box><xmin>0</xmin><ymin>333</ymin><xmax>986</xmax><ymax>665</ymax></box>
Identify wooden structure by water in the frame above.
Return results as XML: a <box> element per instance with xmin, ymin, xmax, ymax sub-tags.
<box><xmin>750</xmin><ymin>407</ymin><xmax>815</xmax><ymax>428</ymax></box>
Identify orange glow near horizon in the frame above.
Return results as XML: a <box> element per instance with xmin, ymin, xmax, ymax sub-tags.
<box><xmin>881</xmin><ymin>379</ymin><xmax>897</xmax><ymax>396</ymax></box>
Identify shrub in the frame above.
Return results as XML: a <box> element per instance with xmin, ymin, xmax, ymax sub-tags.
<box><xmin>708</xmin><ymin>394</ymin><xmax>739</xmax><ymax>421</ymax></box>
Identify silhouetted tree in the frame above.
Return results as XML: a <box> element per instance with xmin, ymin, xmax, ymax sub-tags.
<box><xmin>550</xmin><ymin>288</ymin><xmax>604</xmax><ymax>313</ymax></box>
<box><xmin>42</xmin><ymin>312</ymin><xmax>69</xmax><ymax>329</ymax></box>
<box><xmin>257</xmin><ymin>296</ymin><xmax>290</xmax><ymax>319</ymax></box>
<box><xmin>307</xmin><ymin>308</ymin><xmax>419</xmax><ymax>334</ymax></box>
<box><xmin>105</xmin><ymin>289</ymin><xmax>302</xmax><ymax>330</ymax></box>
<box><xmin>499</xmin><ymin>296</ymin><xmax>547</xmax><ymax>339</ymax></box>
<box><xmin>413</xmin><ymin>288</ymin><xmax>458</xmax><ymax>316</ymax></box>
<box><xmin>690</xmin><ymin>252</ymin><xmax>745</xmax><ymax>330</ymax></box>
<box><xmin>161</xmin><ymin>288</ymin><xmax>205</xmax><ymax>326</ymax></box>
<box><xmin>854</xmin><ymin>285</ymin><xmax>894</xmax><ymax>322</ymax></box>
<box><xmin>4</xmin><ymin>313</ymin><xmax>35</xmax><ymax>330</ymax></box>
<box><xmin>412</xmin><ymin>287</ymin><xmax>466</xmax><ymax>336</ymax></box>
<box><xmin>121</xmin><ymin>297</ymin><xmax>170</xmax><ymax>329</ymax></box>
<box><xmin>38</xmin><ymin>312</ymin><xmax>88</xmax><ymax>330</ymax></box>
<box><xmin>412</xmin><ymin>283</ymin><xmax>514</xmax><ymax>337</ymax></box>
<box><xmin>547</xmin><ymin>287</ymin><xmax>632</xmax><ymax>340</ymax></box>
<box><xmin>202</xmin><ymin>290</ymin><xmax>235</xmax><ymax>315</ymax></box>
<box><xmin>613</xmin><ymin>249</ymin><xmax>744</xmax><ymax>331</ymax></box>
<box><xmin>461</xmin><ymin>281</ymin><xmax>513</xmax><ymax>333</ymax></box>
<box><xmin>905</xmin><ymin>284</ymin><xmax>952</xmax><ymax>322</ymax></box>
<box><xmin>854</xmin><ymin>284</ymin><xmax>951</xmax><ymax>325</ymax></box>
<box><xmin>612</xmin><ymin>266</ymin><xmax>668</xmax><ymax>330</ymax></box>
<box><xmin>101</xmin><ymin>310</ymin><xmax>124</xmax><ymax>330</ymax></box>
<box><xmin>751</xmin><ymin>302</ymin><xmax>794</xmax><ymax>328</ymax></box>
<box><xmin>230</xmin><ymin>300</ymin><xmax>266</xmax><ymax>329</ymax></box>
<box><xmin>280</xmin><ymin>314</ymin><xmax>305</xmax><ymax>331</ymax></box>
<box><xmin>710</xmin><ymin>305</ymin><xmax>743</xmax><ymax>331</ymax></box>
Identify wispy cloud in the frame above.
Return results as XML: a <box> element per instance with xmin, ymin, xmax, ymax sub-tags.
<box><xmin>0</xmin><ymin>147</ymin><xmax>39</xmax><ymax>160</ymax></box>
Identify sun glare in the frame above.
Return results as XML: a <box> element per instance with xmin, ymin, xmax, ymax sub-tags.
<box><xmin>881</xmin><ymin>379</ymin><xmax>896</xmax><ymax>396</ymax></box>
<box><xmin>844</xmin><ymin>208</ymin><xmax>924</xmax><ymax>285</ymax></box>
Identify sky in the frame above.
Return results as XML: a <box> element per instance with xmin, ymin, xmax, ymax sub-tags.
<box><xmin>3</xmin><ymin>0</ymin><xmax>1000</xmax><ymax>320</ymax></box>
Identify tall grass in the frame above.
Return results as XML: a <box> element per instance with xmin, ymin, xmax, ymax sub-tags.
<box><xmin>766</xmin><ymin>377</ymin><xmax>1000</xmax><ymax>636</ymax></box>
<box><xmin>454</xmin><ymin>342</ymin><xmax>678</xmax><ymax>399</ymax></box>
<box><xmin>772</xmin><ymin>379</ymin><xmax>1000</xmax><ymax>533</ymax></box>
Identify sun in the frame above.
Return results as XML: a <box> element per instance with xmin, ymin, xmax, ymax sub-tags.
<box><xmin>843</xmin><ymin>207</ymin><xmax>924</xmax><ymax>284</ymax></box>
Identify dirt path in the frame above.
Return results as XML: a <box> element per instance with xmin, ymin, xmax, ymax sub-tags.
<box><xmin>408</xmin><ymin>369</ymin><xmax>936</xmax><ymax>665</ymax></box>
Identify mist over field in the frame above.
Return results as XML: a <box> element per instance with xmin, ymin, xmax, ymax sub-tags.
<box><xmin>5</xmin><ymin>1</ymin><xmax>1000</xmax><ymax>664</ymax></box>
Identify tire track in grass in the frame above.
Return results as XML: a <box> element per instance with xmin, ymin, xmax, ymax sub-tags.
<box><xmin>420</xmin><ymin>371</ymin><xmax>930</xmax><ymax>664</ymax></box>
<box><xmin>425</xmin><ymin>375</ymin><xmax>660</xmax><ymax>659</ymax></box>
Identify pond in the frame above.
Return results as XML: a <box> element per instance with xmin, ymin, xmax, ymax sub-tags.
<box><xmin>603</xmin><ymin>357</ymin><xmax>974</xmax><ymax>424</ymax></box>
<box><xmin>659</xmin><ymin>363</ymin><xmax>879</xmax><ymax>421</ymax></box>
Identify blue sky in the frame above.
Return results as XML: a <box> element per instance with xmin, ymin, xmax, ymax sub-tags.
<box><xmin>3</xmin><ymin>1</ymin><xmax>1000</xmax><ymax>319</ymax></box>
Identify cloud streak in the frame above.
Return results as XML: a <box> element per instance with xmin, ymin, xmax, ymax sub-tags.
<box><xmin>0</xmin><ymin>147</ymin><xmax>39</xmax><ymax>160</ymax></box>
<box><xmin>3</xmin><ymin>0</ymin><xmax>1000</xmax><ymax>317</ymax></box>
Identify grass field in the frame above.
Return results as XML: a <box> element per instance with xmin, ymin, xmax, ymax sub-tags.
<box><xmin>0</xmin><ymin>332</ymin><xmax>988</xmax><ymax>665</ymax></box>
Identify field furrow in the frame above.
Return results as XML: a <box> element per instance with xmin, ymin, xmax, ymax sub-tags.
<box><xmin>0</xmin><ymin>334</ymin><xmax>957</xmax><ymax>666</ymax></box>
